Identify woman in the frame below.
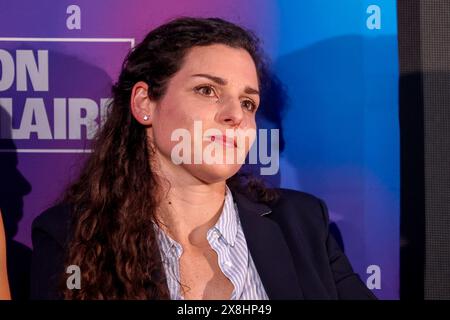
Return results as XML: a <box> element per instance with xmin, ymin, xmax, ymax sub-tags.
<box><xmin>0</xmin><ymin>209</ymin><xmax>11</xmax><ymax>300</ymax></box>
<box><xmin>31</xmin><ymin>17</ymin><xmax>376</xmax><ymax>300</ymax></box>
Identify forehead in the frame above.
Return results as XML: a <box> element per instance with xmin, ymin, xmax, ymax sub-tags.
<box><xmin>177</xmin><ymin>44</ymin><xmax>259</xmax><ymax>87</ymax></box>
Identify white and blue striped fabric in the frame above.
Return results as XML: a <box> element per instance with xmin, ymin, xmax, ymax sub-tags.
<box><xmin>153</xmin><ymin>185</ymin><xmax>269</xmax><ymax>300</ymax></box>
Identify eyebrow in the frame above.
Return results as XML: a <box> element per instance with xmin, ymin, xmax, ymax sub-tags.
<box><xmin>191</xmin><ymin>73</ymin><xmax>260</xmax><ymax>96</ymax></box>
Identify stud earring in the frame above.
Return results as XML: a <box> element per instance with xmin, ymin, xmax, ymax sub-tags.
<box><xmin>143</xmin><ymin>115</ymin><xmax>149</xmax><ymax>121</ymax></box>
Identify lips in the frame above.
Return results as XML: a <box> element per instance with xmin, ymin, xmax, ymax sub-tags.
<box><xmin>210</xmin><ymin>134</ymin><xmax>237</xmax><ymax>148</ymax></box>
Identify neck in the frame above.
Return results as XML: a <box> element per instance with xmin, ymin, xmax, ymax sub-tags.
<box><xmin>152</xmin><ymin>150</ymin><xmax>227</xmax><ymax>247</ymax></box>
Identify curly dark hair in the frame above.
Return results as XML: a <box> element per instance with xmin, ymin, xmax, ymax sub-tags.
<box><xmin>62</xmin><ymin>16</ymin><xmax>278</xmax><ymax>300</ymax></box>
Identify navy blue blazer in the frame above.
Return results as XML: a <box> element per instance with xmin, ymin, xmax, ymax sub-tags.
<box><xmin>30</xmin><ymin>187</ymin><xmax>377</xmax><ymax>300</ymax></box>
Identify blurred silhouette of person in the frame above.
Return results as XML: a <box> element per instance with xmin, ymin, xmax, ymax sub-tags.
<box><xmin>0</xmin><ymin>106</ymin><xmax>33</xmax><ymax>300</ymax></box>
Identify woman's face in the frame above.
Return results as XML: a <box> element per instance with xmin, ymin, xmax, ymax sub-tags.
<box><xmin>148</xmin><ymin>44</ymin><xmax>260</xmax><ymax>184</ymax></box>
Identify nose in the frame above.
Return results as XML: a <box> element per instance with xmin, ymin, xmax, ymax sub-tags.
<box><xmin>215</xmin><ymin>95</ymin><xmax>244</xmax><ymax>128</ymax></box>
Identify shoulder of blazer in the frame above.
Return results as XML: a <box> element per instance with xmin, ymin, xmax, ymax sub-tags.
<box><xmin>265</xmin><ymin>188</ymin><xmax>330</xmax><ymax>239</ymax></box>
<box><xmin>31</xmin><ymin>203</ymin><xmax>72</xmax><ymax>248</ymax></box>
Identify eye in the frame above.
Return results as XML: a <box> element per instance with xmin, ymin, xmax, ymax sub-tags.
<box><xmin>194</xmin><ymin>85</ymin><xmax>217</xmax><ymax>98</ymax></box>
<box><xmin>242</xmin><ymin>99</ymin><xmax>257</xmax><ymax>112</ymax></box>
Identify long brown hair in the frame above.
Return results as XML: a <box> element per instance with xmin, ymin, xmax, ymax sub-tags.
<box><xmin>62</xmin><ymin>16</ymin><xmax>278</xmax><ymax>299</ymax></box>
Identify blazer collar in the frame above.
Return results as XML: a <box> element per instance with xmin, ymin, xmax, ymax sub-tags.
<box><xmin>230</xmin><ymin>187</ymin><xmax>304</xmax><ymax>299</ymax></box>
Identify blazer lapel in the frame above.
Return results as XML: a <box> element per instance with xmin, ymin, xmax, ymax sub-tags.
<box><xmin>231</xmin><ymin>189</ymin><xmax>304</xmax><ymax>299</ymax></box>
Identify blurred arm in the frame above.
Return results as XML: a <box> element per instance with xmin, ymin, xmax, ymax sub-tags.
<box><xmin>0</xmin><ymin>209</ymin><xmax>11</xmax><ymax>300</ymax></box>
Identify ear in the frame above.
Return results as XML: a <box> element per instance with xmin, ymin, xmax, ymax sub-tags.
<box><xmin>130</xmin><ymin>81</ymin><xmax>156</xmax><ymax>125</ymax></box>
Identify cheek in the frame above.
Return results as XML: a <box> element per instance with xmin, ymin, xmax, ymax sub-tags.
<box><xmin>242</xmin><ymin>117</ymin><xmax>258</xmax><ymax>151</ymax></box>
<box><xmin>161</xmin><ymin>93</ymin><xmax>212</xmax><ymax>124</ymax></box>
<box><xmin>152</xmin><ymin>112</ymin><xmax>186</xmax><ymax>155</ymax></box>
<box><xmin>151</xmin><ymin>97</ymin><xmax>205</xmax><ymax>156</ymax></box>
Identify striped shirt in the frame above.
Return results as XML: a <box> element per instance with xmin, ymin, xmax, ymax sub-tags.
<box><xmin>153</xmin><ymin>185</ymin><xmax>269</xmax><ymax>300</ymax></box>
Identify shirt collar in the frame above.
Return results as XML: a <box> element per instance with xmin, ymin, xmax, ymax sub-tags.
<box><xmin>211</xmin><ymin>184</ymin><xmax>238</xmax><ymax>247</ymax></box>
<box><xmin>153</xmin><ymin>222</ymin><xmax>181</xmax><ymax>258</ymax></box>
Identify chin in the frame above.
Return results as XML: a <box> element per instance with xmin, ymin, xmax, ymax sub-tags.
<box><xmin>186</xmin><ymin>163</ymin><xmax>242</xmax><ymax>184</ymax></box>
